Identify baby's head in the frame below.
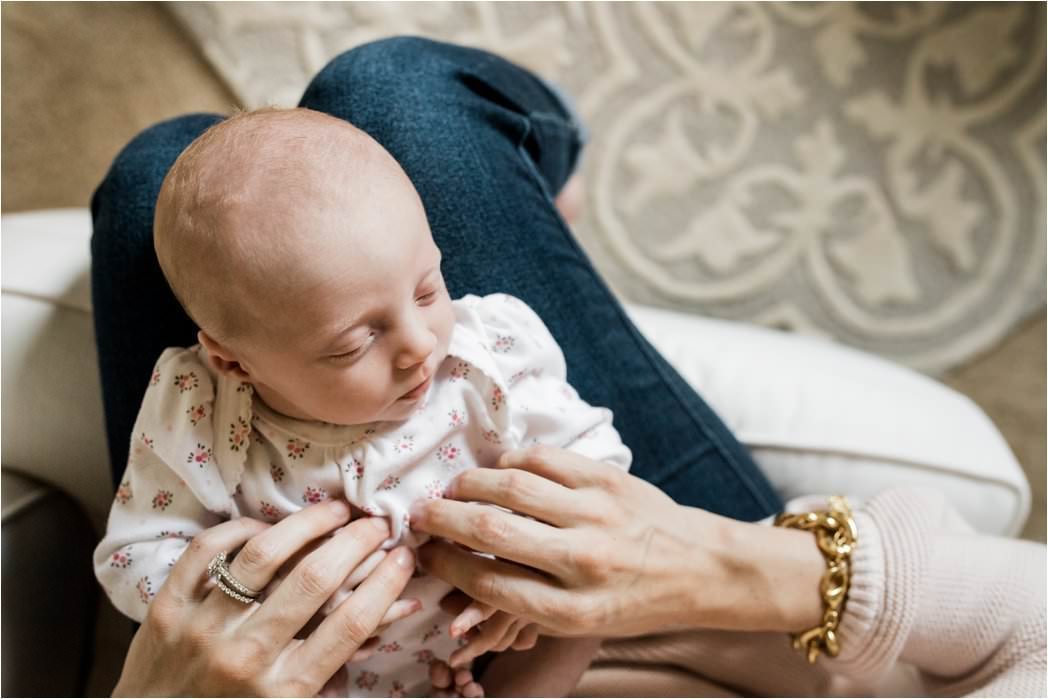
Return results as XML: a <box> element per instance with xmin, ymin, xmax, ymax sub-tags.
<box><xmin>155</xmin><ymin>107</ymin><xmax>455</xmax><ymax>425</ymax></box>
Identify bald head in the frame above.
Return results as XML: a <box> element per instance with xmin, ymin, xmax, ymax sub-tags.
<box><xmin>154</xmin><ymin>107</ymin><xmax>420</xmax><ymax>347</ymax></box>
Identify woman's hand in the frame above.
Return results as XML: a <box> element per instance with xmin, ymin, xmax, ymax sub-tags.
<box><xmin>113</xmin><ymin>500</ymin><xmax>418</xmax><ymax>697</ymax></box>
<box><xmin>412</xmin><ymin>447</ymin><xmax>824</xmax><ymax>638</ymax></box>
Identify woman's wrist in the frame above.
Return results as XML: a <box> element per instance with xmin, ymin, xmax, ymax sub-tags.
<box><xmin>682</xmin><ymin>508</ymin><xmax>825</xmax><ymax>633</ymax></box>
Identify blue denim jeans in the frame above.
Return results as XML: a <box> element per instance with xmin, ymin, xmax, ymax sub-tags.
<box><xmin>90</xmin><ymin>36</ymin><xmax>781</xmax><ymax>521</ymax></box>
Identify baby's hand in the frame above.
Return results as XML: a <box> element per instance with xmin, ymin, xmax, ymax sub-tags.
<box><xmin>443</xmin><ymin>595</ymin><xmax>540</xmax><ymax>668</ymax></box>
<box><xmin>429</xmin><ymin>659</ymin><xmax>484</xmax><ymax>698</ymax></box>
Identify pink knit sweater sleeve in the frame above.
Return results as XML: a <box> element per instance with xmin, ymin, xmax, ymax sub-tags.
<box><xmin>833</xmin><ymin>488</ymin><xmax>1046</xmax><ymax>696</ymax></box>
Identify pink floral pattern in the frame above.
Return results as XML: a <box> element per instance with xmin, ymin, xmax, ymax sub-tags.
<box><xmin>421</xmin><ymin>624</ymin><xmax>442</xmax><ymax>642</ymax></box>
<box><xmin>449</xmin><ymin>361</ymin><xmax>471</xmax><ymax>381</ymax></box>
<box><xmin>140</xmin><ymin>433</ymin><xmax>154</xmax><ymax>449</ymax></box>
<box><xmin>136</xmin><ymin>576</ymin><xmax>154</xmax><ymax>604</ymax></box>
<box><xmin>286</xmin><ymin>438</ymin><xmax>310</xmax><ymax>460</ymax></box>
<box><xmin>491</xmin><ymin>385</ymin><xmax>504</xmax><ymax>411</ymax></box>
<box><xmin>302</xmin><ymin>486</ymin><xmax>328</xmax><ymax>504</ymax></box>
<box><xmin>236</xmin><ymin>382</ymin><xmax>252</xmax><ymax>393</ymax></box>
<box><xmin>425</xmin><ymin>480</ymin><xmax>445</xmax><ymax>499</ymax></box>
<box><xmin>355</xmin><ymin>671</ymin><xmax>379</xmax><ymax>691</ymax></box>
<box><xmin>173</xmin><ymin>372</ymin><xmax>199</xmax><ymax>393</ymax></box>
<box><xmin>156</xmin><ymin>530</ymin><xmax>186</xmax><ymax>539</ymax></box>
<box><xmin>413</xmin><ymin>649</ymin><xmax>435</xmax><ymax>664</ymax></box>
<box><xmin>379</xmin><ymin>475</ymin><xmax>401</xmax><ymax>491</ymax></box>
<box><xmin>447</xmin><ymin>409</ymin><xmax>466</xmax><ymax>427</ymax></box>
<box><xmin>259</xmin><ymin>501</ymin><xmax>280</xmax><ymax>520</ymax></box>
<box><xmin>436</xmin><ymin>443</ymin><xmax>460</xmax><ymax>464</ymax></box>
<box><xmin>151</xmin><ymin>489</ymin><xmax>173</xmax><ymax>511</ymax></box>
<box><xmin>482</xmin><ymin>429</ymin><xmax>501</xmax><ymax>444</ymax></box>
<box><xmin>115</xmin><ymin>481</ymin><xmax>132</xmax><ymax>505</ymax></box>
<box><xmin>393</xmin><ymin>434</ymin><xmax>415</xmax><ymax>454</ymax></box>
<box><xmin>110</xmin><ymin>547</ymin><xmax>132</xmax><ymax>568</ymax></box>
<box><xmin>377</xmin><ymin>641</ymin><xmax>402</xmax><ymax>653</ymax></box>
<box><xmin>150</xmin><ymin>368</ymin><xmax>160</xmax><ymax>386</ymax></box>
<box><xmin>492</xmin><ymin>334</ymin><xmax>516</xmax><ymax>353</ymax></box>
<box><xmin>186</xmin><ymin>403</ymin><xmax>207</xmax><ymax>426</ymax></box>
<box><xmin>270</xmin><ymin>463</ymin><xmax>285</xmax><ymax>483</ymax></box>
<box><xmin>228</xmin><ymin>417</ymin><xmax>250</xmax><ymax>451</ymax></box>
<box><xmin>343</xmin><ymin>458</ymin><xmax>365</xmax><ymax>480</ymax></box>
<box><xmin>186</xmin><ymin>443</ymin><xmax>213</xmax><ymax>467</ymax></box>
<box><xmin>389</xmin><ymin>680</ymin><xmax>406</xmax><ymax>698</ymax></box>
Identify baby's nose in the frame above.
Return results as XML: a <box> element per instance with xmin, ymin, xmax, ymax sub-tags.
<box><xmin>395</xmin><ymin>323</ymin><xmax>436</xmax><ymax>369</ymax></box>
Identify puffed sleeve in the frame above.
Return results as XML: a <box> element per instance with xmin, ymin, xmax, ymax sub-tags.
<box><xmin>93</xmin><ymin>347</ymin><xmax>236</xmax><ymax>622</ymax></box>
<box><xmin>469</xmin><ymin>293</ymin><xmax>632</xmax><ymax>471</ymax></box>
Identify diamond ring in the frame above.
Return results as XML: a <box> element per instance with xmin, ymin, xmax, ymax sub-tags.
<box><xmin>207</xmin><ymin>551</ymin><xmax>261</xmax><ymax>604</ymax></box>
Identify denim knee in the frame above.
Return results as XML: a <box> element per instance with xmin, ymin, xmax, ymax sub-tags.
<box><xmin>303</xmin><ymin>35</ymin><xmax>458</xmax><ymax>105</ymax></box>
<box><xmin>92</xmin><ymin>113</ymin><xmax>225</xmax><ymax>223</ymax></box>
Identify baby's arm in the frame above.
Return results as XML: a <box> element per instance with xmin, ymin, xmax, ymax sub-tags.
<box><xmin>478</xmin><ymin>637</ymin><xmax>603</xmax><ymax>698</ymax></box>
<box><xmin>94</xmin><ymin>349</ymin><xmax>231</xmax><ymax>621</ymax></box>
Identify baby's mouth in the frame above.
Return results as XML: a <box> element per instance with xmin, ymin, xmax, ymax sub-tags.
<box><xmin>398</xmin><ymin>373</ymin><xmax>433</xmax><ymax>401</ymax></box>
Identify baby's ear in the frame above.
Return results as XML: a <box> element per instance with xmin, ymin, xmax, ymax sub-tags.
<box><xmin>197</xmin><ymin>330</ymin><xmax>251</xmax><ymax>380</ymax></box>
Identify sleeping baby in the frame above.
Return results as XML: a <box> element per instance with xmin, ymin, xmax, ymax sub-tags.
<box><xmin>93</xmin><ymin>106</ymin><xmax>631</xmax><ymax>697</ymax></box>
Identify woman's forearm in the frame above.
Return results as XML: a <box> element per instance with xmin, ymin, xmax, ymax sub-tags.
<box><xmin>682</xmin><ymin>509</ymin><xmax>825</xmax><ymax>634</ymax></box>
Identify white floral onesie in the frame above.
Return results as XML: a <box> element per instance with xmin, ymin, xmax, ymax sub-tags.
<box><xmin>94</xmin><ymin>293</ymin><xmax>632</xmax><ymax>697</ymax></box>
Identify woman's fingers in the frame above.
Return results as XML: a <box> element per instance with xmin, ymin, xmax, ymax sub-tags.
<box><xmin>411</xmin><ymin>499</ymin><xmax>567</xmax><ymax>575</ymax></box>
<box><xmin>445</xmin><ymin>468</ymin><xmax>594</xmax><ymax>527</ymax></box>
<box><xmin>496</xmin><ymin>446</ymin><xmax>619</xmax><ymax>490</ymax></box>
<box><xmin>222</xmin><ymin>500</ymin><xmax>354</xmax><ymax>596</ymax></box>
<box><xmin>492</xmin><ymin>617</ymin><xmax>526</xmax><ymax>652</ymax></box>
<box><xmin>450</xmin><ymin>600</ymin><xmax>496</xmax><ymax>638</ymax></box>
<box><xmin>163</xmin><ymin>516</ymin><xmax>271</xmax><ymax>605</ymax></box>
<box><xmin>511</xmin><ymin>624</ymin><xmax>539</xmax><ymax>650</ymax></box>
<box><xmin>449</xmin><ymin>611</ymin><xmax>514</xmax><ymax>667</ymax></box>
<box><xmin>236</xmin><ymin>515</ymin><xmax>391</xmax><ymax>644</ymax></box>
<box><xmin>418</xmin><ymin>540</ymin><xmax>564</xmax><ymax>622</ymax></box>
<box><xmin>347</xmin><ymin>636</ymin><xmax>379</xmax><ymax>663</ymax></box>
<box><xmin>375</xmin><ymin>598</ymin><xmax>423</xmax><ymax>630</ymax></box>
<box><xmin>293</xmin><ymin>546</ymin><xmax>415</xmax><ymax>683</ymax></box>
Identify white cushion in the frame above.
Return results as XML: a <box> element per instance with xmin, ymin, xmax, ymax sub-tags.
<box><xmin>1</xmin><ymin>209</ymin><xmax>1031</xmax><ymax>536</ymax></box>
<box><xmin>625</xmin><ymin>305</ymin><xmax>1030</xmax><ymax>536</ymax></box>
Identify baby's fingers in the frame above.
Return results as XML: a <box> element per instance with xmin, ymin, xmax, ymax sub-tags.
<box><xmin>451</xmin><ymin>599</ymin><xmax>496</xmax><ymax>639</ymax></box>
<box><xmin>454</xmin><ymin>668</ymin><xmax>484</xmax><ymax>698</ymax></box>
<box><xmin>430</xmin><ymin>660</ymin><xmax>453</xmax><ymax>690</ymax></box>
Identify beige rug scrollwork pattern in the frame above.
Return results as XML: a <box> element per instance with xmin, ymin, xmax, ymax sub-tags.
<box><xmin>170</xmin><ymin>1</ymin><xmax>1046</xmax><ymax>374</ymax></box>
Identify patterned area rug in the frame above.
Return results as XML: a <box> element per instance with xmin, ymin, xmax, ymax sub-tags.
<box><xmin>170</xmin><ymin>1</ymin><xmax>1046</xmax><ymax>374</ymax></box>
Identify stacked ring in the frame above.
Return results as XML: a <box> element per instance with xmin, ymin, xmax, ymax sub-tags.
<box><xmin>207</xmin><ymin>551</ymin><xmax>261</xmax><ymax>605</ymax></box>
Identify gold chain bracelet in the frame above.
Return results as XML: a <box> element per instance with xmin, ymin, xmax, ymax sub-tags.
<box><xmin>774</xmin><ymin>496</ymin><xmax>858</xmax><ymax>664</ymax></box>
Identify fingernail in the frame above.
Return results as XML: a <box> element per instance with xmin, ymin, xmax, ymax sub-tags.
<box><xmin>369</xmin><ymin>516</ymin><xmax>390</xmax><ymax>532</ymax></box>
<box><xmin>393</xmin><ymin>547</ymin><xmax>414</xmax><ymax>568</ymax></box>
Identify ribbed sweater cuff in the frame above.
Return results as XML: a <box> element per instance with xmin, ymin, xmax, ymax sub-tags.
<box><xmin>831</xmin><ymin>489</ymin><xmax>935</xmax><ymax>679</ymax></box>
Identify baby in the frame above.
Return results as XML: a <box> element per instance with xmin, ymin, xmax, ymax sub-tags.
<box><xmin>94</xmin><ymin>107</ymin><xmax>631</xmax><ymax>697</ymax></box>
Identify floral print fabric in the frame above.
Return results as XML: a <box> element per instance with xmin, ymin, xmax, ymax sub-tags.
<box><xmin>94</xmin><ymin>293</ymin><xmax>631</xmax><ymax>696</ymax></box>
